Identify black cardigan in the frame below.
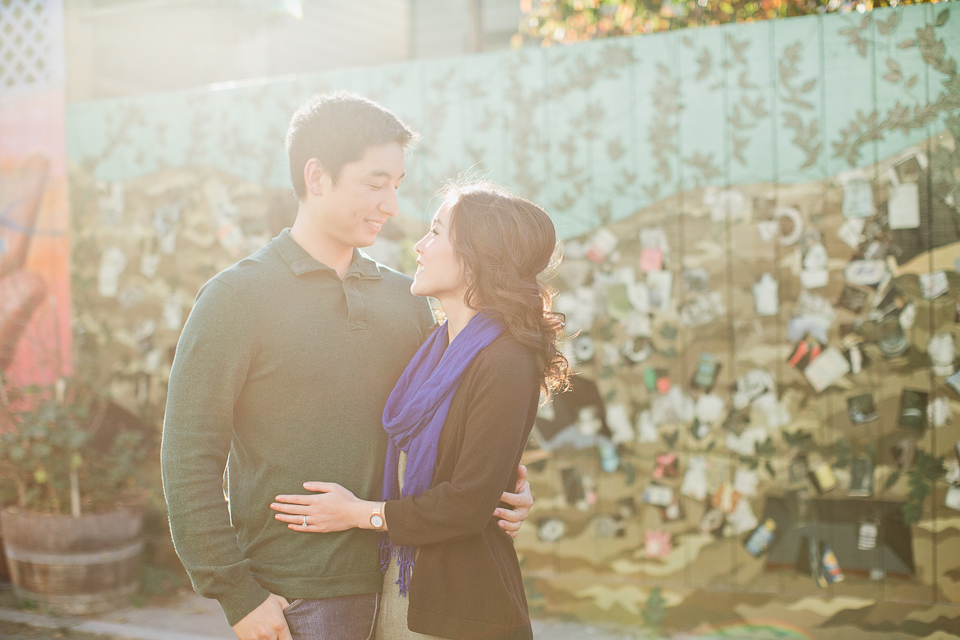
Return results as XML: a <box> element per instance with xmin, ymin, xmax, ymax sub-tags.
<box><xmin>383</xmin><ymin>335</ymin><xmax>539</xmax><ymax>640</ymax></box>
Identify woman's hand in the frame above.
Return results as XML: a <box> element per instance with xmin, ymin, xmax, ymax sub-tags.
<box><xmin>271</xmin><ymin>482</ymin><xmax>369</xmax><ymax>533</ymax></box>
<box><xmin>495</xmin><ymin>464</ymin><xmax>533</xmax><ymax>538</ymax></box>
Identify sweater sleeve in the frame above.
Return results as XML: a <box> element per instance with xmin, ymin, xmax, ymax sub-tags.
<box><xmin>160</xmin><ymin>278</ymin><xmax>270</xmax><ymax>626</ymax></box>
<box><xmin>384</xmin><ymin>344</ymin><xmax>537</xmax><ymax>547</ymax></box>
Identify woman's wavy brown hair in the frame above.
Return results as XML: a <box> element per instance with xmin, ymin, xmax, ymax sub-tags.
<box><xmin>444</xmin><ymin>181</ymin><xmax>571</xmax><ymax>398</ymax></box>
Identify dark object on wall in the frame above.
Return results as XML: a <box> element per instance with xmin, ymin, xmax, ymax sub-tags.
<box><xmin>788</xmin><ymin>335</ymin><xmax>822</xmax><ymax>371</ymax></box>
<box><xmin>536</xmin><ymin>517</ymin><xmax>566</xmax><ymax>543</ymax></box>
<box><xmin>848</xmin><ymin>393</ymin><xmax>879</xmax><ymax>424</ymax></box>
<box><xmin>560</xmin><ymin>467</ymin><xmax>586</xmax><ymax>506</ymax></box>
<box><xmin>898</xmin><ymin>389</ymin><xmax>929</xmax><ymax>432</ymax></box>
<box><xmin>891</xmin><ymin>437</ymin><xmax>917</xmax><ymax>469</ymax></box>
<box><xmin>891</xmin><ymin>169</ymin><xmax>960</xmax><ymax>265</ymax></box>
<box><xmin>847</xmin><ymin>456</ymin><xmax>875</xmax><ymax>497</ymax></box>
<box><xmin>762</xmin><ymin>495</ymin><xmax>914</xmax><ymax>578</ymax></box>
<box><xmin>691</xmin><ymin>352</ymin><xmax>721</xmax><ymax>390</ymax></box>
<box><xmin>837</xmin><ymin>285</ymin><xmax>870</xmax><ymax>313</ymax></box>
<box><xmin>534</xmin><ymin>376</ymin><xmax>608</xmax><ymax>442</ymax></box>
<box><xmin>88</xmin><ymin>400</ymin><xmax>147</xmax><ymax>453</ymax></box>
<box><xmin>877</xmin><ymin>315</ymin><xmax>909</xmax><ymax>358</ymax></box>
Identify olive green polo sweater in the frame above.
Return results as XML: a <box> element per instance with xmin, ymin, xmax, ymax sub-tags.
<box><xmin>161</xmin><ymin>229</ymin><xmax>434</xmax><ymax>626</ymax></box>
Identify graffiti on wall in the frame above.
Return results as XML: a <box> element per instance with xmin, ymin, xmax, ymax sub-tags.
<box><xmin>65</xmin><ymin>4</ymin><xmax>960</xmax><ymax>635</ymax></box>
<box><xmin>0</xmin><ymin>0</ymin><xmax>71</xmax><ymax>387</ymax></box>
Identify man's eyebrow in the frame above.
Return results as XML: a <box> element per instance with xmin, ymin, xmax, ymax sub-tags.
<box><xmin>365</xmin><ymin>170</ymin><xmax>405</xmax><ymax>179</ymax></box>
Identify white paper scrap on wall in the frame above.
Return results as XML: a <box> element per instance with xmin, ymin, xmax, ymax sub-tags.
<box><xmin>838</xmin><ymin>218</ymin><xmax>866</xmax><ymax>249</ymax></box>
<box><xmin>727</xmin><ymin>498</ymin><xmax>759</xmax><ymax>534</ymax></box>
<box><xmin>695</xmin><ymin>393</ymin><xmax>725</xmax><ymax>424</ymax></box>
<box><xmin>945</xmin><ymin>486</ymin><xmax>960</xmax><ymax>512</ymax></box>
<box><xmin>803</xmin><ymin>347</ymin><xmax>851</xmax><ymax>392</ymax></box>
<box><xmin>681</xmin><ymin>457</ymin><xmax>709</xmax><ymax>501</ymax></box>
<box><xmin>140</xmin><ymin>253</ymin><xmax>161</xmax><ymax>279</ymax></box>
<box><xmin>734</xmin><ymin>468</ymin><xmax>760</xmax><ymax>497</ymax></box>
<box><xmin>606</xmin><ymin>404</ymin><xmax>634</xmax><ymax>444</ymax></box>
<box><xmin>636</xmin><ymin>410</ymin><xmax>658</xmax><ymax>443</ymax></box>
<box><xmin>842</xmin><ymin>178</ymin><xmax>874</xmax><ymax>219</ymax></box>
<box><xmin>163</xmin><ymin>296</ymin><xmax>184</xmax><ymax>331</ymax></box>
<box><xmin>97</xmin><ymin>246</ymin><xmax>128</xmax><ymax>298</ymax></box>
<box><xmin>887</xmin><ymin>183</ymin><xmax>920</xmax><ymax>230</ymax></box>
<box><xmin>726</xmin><ymin>426</ymin><xmax>768</xmax><ymax>457</ymax></box>
<box><xmin>753</xmin><ymin>274</ymin><xmax>779</xmax><ymax>316</ymax></box>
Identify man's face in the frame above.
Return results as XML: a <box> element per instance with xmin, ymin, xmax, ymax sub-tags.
<box><xmin>314</xmin><ymin>142</ymin><xmax>405</xmax><ymax>250</ymax></box>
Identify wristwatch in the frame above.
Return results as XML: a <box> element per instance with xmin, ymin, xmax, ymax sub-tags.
<box><xmin>370</xmin><ymin>502</ymin><xmax>386</xmax><ymax>531</ymax></box>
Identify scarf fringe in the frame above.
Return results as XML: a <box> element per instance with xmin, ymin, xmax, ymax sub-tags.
<box><xmin>378</xmin><ymin>532</ymin><xmax>416</xmax><ymax>598</ymax></box>
<box><xmin>378</xmin><ymin>532</ymin><xmax>392</xmax><ymax>574</ymax></box>
<box><xmin>395</xmin><ymin>545</ymin><xmax>415</xmax><ymax>597</ymax></box>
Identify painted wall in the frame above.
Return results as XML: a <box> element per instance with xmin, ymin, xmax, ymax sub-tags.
<box><xmin>65</xmin><ymin>4</ymin><xmax>960</xmax><ymax>636</ymax></box>
<box><xmin>1</xmin><ymin>0</ymin><xmax>72</xmax><ymax>387</ymax></box>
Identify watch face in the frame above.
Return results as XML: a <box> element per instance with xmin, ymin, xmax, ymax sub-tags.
<box><xmin>371</xmin><ymin>514</ymin><xmax>384</xmax><ymax>528</ymax></box>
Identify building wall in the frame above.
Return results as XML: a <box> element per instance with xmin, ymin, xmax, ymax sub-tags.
<box><xmin>65</xmin><ymin>0</ymin><xmax>411</xmax><ymax>101</ymax></box>
<box><xmin>412</xmin><ymin>0</ymin><xmax>522</xmax><ymax>58</ymax></box>
<box><xmin>63</xmin><ymin>0</ymin><xmax>521</xmax><ymax>102</ymax></box>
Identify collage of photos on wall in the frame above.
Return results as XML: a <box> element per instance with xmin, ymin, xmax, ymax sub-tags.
<box><xmin>64</xmin><ymin>1</ymin><xmax>959</xmax><ymax>632</ymax></box>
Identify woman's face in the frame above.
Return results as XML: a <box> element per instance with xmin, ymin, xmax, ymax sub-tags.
<box><xmin>411</xmin><ymin>201</ymin><xmax>465</xmax><ymax>302</ymax></box>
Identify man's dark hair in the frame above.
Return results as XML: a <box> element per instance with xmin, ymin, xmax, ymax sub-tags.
<box><xmin>285</xmin><ymin>91</ymin><xmax>419</xmax><ymax>199</ymax></box>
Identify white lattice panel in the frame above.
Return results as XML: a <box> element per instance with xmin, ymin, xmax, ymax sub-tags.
<box><xmin>0</xmin><ymin>0</ymin><xmax>51</xmax><ymax>89</ymax></box>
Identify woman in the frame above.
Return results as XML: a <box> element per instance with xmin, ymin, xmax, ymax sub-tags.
<box><xmin>271</xmin><ymin>181</ymin><xmax>570</xmax><ymax>640</ymax></box>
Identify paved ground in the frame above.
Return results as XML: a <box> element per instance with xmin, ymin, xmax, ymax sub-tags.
<box><xmin>0</xmin><ymin>619</ymin><xmax>115</xmax><ymax>640</ymax></box>
<box><xmin>0</xmin><ymin>584</ymin><xmax>652</xmax><ymax>640</ymax></box>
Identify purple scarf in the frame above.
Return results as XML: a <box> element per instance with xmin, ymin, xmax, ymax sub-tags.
<box><xmin>379</xmin><ymin>312</ymin><xmax>503</xmax><ymax>596</ymax></box>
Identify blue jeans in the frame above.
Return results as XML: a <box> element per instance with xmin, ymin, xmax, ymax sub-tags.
<box><xmin>283</xmin><ymin>592</ymin><xmax>379</xmax><ymax>640</ymax></box>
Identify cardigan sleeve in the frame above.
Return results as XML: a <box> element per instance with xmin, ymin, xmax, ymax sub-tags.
<box><xmin>383</xmin><ymin>342</ymin><xmax>538</xmax><ymax>547</ymax></box>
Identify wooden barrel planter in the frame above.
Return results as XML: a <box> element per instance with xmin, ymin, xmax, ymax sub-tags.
<box><xmin>0</xmin><ymin>507</ymin><xmax>143</xmax><ymax>615</ymax></box>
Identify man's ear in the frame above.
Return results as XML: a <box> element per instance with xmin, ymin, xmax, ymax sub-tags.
<box><xmin>304</xmin><ymin>158</ymin><xmax>326</xmax><ymax>197</ymax></box>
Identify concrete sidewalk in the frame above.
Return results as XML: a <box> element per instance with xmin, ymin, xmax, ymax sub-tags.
<box><xmin>0</xmin><ymin>585</ymin><xmax>650</xmax><ymax>640</ymax></box>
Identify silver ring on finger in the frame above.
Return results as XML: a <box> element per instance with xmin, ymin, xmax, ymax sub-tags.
<box><xmin>302</xmin><ymin>515</ymin><xmax>307</xmax><ymax>527</ymax></box>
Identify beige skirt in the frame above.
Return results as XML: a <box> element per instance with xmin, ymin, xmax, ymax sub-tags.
<box><xmin>377</xmin><ymin>451</ymin><xmax>445</xmax><ymax>640</ymax></box>
<box><xmin>374</xmin><ymin>556</ymin><xmax>445</xmax><ymax>640</ymax></box>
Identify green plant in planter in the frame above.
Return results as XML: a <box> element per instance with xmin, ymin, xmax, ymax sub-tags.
<box><xmin>0</xmin><ymin>376</ymin><xmax>155</xmax><ymax>615</ymax></box>
<box><xmin>0</xmin><ymin>378</ymin><xmax>149</xmax><ymax>516</ymax></box>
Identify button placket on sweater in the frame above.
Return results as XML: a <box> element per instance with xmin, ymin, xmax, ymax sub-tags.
<box><xmin>342</xmin><ymin>255</ymin><xmax>382</xmax><ymax>331</ymax></box>
<box><xmin>343</xmin><ymin>273</ymin><xmax>369</xmax><ymax>331</ymax></box>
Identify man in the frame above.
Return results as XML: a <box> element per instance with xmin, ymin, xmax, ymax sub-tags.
<box><xmin>161</xmin><ymin>93</ymin><xmax>532</xmax><ymax>640</ymax></box>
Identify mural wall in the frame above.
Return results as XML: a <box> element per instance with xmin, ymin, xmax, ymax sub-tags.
<box><xmin>0</xmin><ymin>0</ymin><xmax>71</xmax><ymax>388</ymax></box>
<box><xmin>66</xmin><ymin>4</ymin><xmax>960</xmax><ymax>636</ymax></box>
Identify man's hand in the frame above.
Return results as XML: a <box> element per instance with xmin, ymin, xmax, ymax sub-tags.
<box><xmin>496</xmin><ymin>464</ymin><xmax>533</xmax><ymax>538</ymax></box>
<box><xmin>232</xmin><ymin>594</ymin><xmax>292</xmax><ymax>640</ymax></box>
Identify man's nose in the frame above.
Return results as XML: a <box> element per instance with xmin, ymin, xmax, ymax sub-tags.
<box><xmin>381</xmin><ymin>189</ymin><xmax>400</xmax><ymax>217</ymax></box>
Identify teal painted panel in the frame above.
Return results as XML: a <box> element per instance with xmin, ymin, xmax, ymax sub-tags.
<box><xmin>66</xmin><ymin>3</ymin><xmax>959</xmax><ymax>239</ymax></box>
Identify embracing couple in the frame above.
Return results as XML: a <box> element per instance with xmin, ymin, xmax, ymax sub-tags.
<box><xmin>160</xmin><ymin>92</ymin><xmax>570</xmax><ymax>640</ymax></box>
